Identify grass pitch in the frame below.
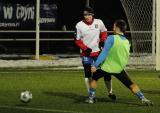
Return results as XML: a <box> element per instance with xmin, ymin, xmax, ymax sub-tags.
<box><xmin>0</xmin><ymin>69</ymin><xmax>159</xmax><ymax>113</ymax></box>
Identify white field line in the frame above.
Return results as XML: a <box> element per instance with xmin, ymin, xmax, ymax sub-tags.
<box><xmin>0</xmin><ymin>105</ymin><xmax>89</xmax><ymax>113</ymax></box>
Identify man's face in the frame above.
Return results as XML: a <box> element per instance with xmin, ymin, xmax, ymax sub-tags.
<box><xmin>83</xmin><ymin>11</ymin><xmax>93</xmax><ymax>23</ymax></box>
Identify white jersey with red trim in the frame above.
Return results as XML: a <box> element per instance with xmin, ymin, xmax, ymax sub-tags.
<box><xmin>75</xmin><ymin>19</ymin><xmax>107</xmax><ymax>53</ymax></box>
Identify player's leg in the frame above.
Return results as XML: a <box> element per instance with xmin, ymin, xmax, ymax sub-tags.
<box><xmin>103</xmin><ymin>75</ymin><xmax>116</xmax><ymax>100</ymax></box>
<box><xmin>130</xmin><ymin>83</ymin><xmax>153</xmax><ymax>105</ymax></box>
<box><xmin>83</xmin><ymin>64</ymin><xmax>92</xmax><ymax>92</ymax></box>
<box><xmin>86</xmin><ymin>69</ymin><xmax>110</xmax><ymax>103</ymax></box>
<box><xmin>86</xmin><ymin>69</ymin><xmax>107</xmax><ymax>103</ymax></box>
<box><xmin>82</xmin><ymin>56</ymin><xmax>94</xmax><ymax>93</ymax></box>
<box><xmin>104</xmin><ymin>77</ymin><xmax>112</xmax><ymax>94</ymax></box>
<box><xmin>114</xmin><ymin>70</ymin><xmax>153</xmax><ymax>105</ymax></box>
<box><xmin>92</xmin><ymin>57</ymin><xmax>116</xmax><ymax>100</ymax></box>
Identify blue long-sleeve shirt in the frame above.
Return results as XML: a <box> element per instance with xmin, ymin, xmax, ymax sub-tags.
<box><xmin>94</xmin><ymin>35</ymin><xmax>114</xmax><ymax>68</ymax></box>
<box><xmin>94</xmin><ymin>35</ymin><xmax>127</xmax><ymax>68</ymax></box>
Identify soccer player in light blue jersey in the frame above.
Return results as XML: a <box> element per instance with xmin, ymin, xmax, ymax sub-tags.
<box><xmin>85</xmin><ymin>19</ymin><xmax>153</xmax><ymax>106</ymax></box>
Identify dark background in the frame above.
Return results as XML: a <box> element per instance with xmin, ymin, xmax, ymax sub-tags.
<box><xmin>0</xmin><ymin>0</ymin><xmax>129</xmax><ymax>55</ymax></box>
<box><xmin>56</xmin><ymin>0</ymin><xmax>128</xmax><ymax>31</ymax></box>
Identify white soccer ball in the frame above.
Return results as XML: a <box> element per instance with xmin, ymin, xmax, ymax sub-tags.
<box><xmin>20</xmin><ymin>90</ymin><xmax>32</xmax><ymax>103</ymax></box>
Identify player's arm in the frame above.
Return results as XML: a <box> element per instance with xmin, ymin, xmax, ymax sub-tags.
<box><xmin>74</xmin><ymin>27</ymin><xmax>92</xmax><ymax>56</ymax></box>
<box><xmin>99</xmin><ymin>20</ymin><xmax>108</xmax><ymax>48</ymax></box>
<box><xmin>94</xmin><ymin>35</ymin><xmax>114</xmax><ymax>68</ymax></box>
<box><xmin>99</xmin><ymin>31</ymin><xmax>108</xmax><ymax>48</ymax></box>
<box><xmin>74</xmin><ymin>27</ymin><xmax>88</xmax><ymax>50</ymax></box>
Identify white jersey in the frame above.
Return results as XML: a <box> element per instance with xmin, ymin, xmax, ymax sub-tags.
<box><xmin>75</xmin><ymin>19</ymin><xmax>107</xmax><ymax>53</ymax></box>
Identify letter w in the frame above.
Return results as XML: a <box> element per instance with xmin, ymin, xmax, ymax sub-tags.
<box><xmin>3</xmin><ymin>6</ymin><xmax>13</xmax><ymax>19</ymax></box>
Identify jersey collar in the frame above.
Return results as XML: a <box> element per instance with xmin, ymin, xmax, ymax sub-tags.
<box><xmin>83</xmin><ymin>18</ymin><xmax>94</xmax><ymax>25</ymax></box>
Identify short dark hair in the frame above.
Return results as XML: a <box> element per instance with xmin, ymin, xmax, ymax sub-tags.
<box><xmin>83</xmin><ymin>7</ymin><xmax>94</xmax><ymax>14</ymax></box>
<box><xmin>114</xmin><ymin>20</ymin><xmax>127</xmax><ymax>32</ymax></box>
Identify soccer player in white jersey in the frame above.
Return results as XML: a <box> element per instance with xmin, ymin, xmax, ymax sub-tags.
<box><xmin>74</xmin><ymin>7</ymin><xmax>116</xmax><ymax>100</ymax></box>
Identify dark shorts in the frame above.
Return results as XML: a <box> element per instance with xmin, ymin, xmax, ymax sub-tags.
<box><xmin>81</xmin><ymin>57</ymin><xmax>111</xmax><ymax>81</ymax></box>
<box><xmin>92</xmin><ymin>69</ymin><xmax>133</xmax><ymax>88</ymax></box>
<box><xmin>82</xmin><ymin>56</ymin><xmax>97</xmax><ymax>78</ymax></box>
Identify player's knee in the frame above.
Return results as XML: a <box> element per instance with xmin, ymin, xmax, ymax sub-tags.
<box><xmin>90</xmin><ymin>80</ymin><xmax>97</xmax><ymax>88</ymax></box>
<box><xmin>130</xmin><ymin>83</ymin><xmax>140</xmax><ymax>93</ymax></box>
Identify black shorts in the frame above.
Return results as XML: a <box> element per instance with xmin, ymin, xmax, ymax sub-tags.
<box><xmin>82</xmin><ymin>57</ymin><xmax>97</xmax><ymax>78</ymax></box>
<box><xmin>92</xmin><ymin>69</ymin><xmax>133</xmax><ymax>88</ymax></box>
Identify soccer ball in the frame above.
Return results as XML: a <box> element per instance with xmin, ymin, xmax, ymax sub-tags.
<box><xmin>20</xmin><ymin>90</ymin><xmax>32</xmax><ymax>103</ymax></box>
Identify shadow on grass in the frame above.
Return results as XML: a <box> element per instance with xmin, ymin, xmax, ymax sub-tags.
<box><xmin>43</xmin><ymin>91</ymin><xmax>86</xmax><ymax>103</ymax></box>
<box><xmin>43</xmin><ymin>91</ymin><xmax>145</xmax><ymax>106</ymax></box>
<box><xmin>141</xmin><ymin>89</ymin><xmax>160</xmax><ymax>94</ymax></box>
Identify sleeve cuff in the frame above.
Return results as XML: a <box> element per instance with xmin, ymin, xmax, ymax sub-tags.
<box><xmin>94</xmin><ymin>63</ymin><xmax>99</xmax><ymax>69</ymax></box>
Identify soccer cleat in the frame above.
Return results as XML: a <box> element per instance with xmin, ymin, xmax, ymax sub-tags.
<box><xmin>141</xmin><ymin>98</ymin><xmax>154</xmax><ymax>106</ymax></box>
<box><xmin>85</xmin><ymin>97</ymin><xmax>96</xmax><ymax>104</ymax></box>
<box><xmin>108</xmin><ymin>93</ymin><xmax>116</xmax><ymax>101</ymax></box>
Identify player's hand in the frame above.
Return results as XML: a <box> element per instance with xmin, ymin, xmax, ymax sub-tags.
<box><xmin>99</xmin><ymin>41</ymin><xmax>104</xmax><ymax>48</ymax></box>
<box><xmin>85</xmin><ymin>48</ymin><xmax>92</xmax><ymax>56</ymax></box>
<box><xmin>91</xmin><ymin>66</ymin><xmax>97</xmax><ymax>73</ymax></box>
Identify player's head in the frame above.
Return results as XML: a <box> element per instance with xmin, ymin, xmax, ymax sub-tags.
<box><xmin>83</xmin><ymin>7</ymin><xmax>94</xmax><ymax>22</ymax></box>
<box><xmin>113</xmin><ymin>19</ymin><xmax>127</xmax><ymax>34</ymax></box>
